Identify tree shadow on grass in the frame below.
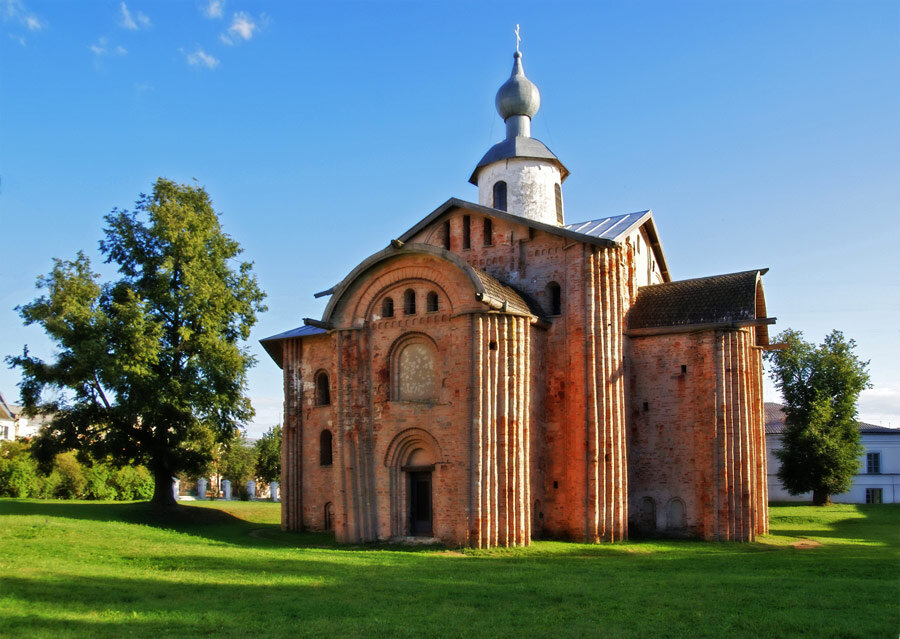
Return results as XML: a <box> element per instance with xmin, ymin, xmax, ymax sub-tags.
<box><xmin>0</xmin><ymin>499</ymin><xmax>442</xmax><ymax>554</ymax></box>
<box><xmin>765</xmin><ymin>503</ymin><xmax>900</xmax><ymax>548</ymax></box>
<box><xmin>2</xmin><ymin>545</ymin><xmax>897</xmax><ymax>639</ymax></box>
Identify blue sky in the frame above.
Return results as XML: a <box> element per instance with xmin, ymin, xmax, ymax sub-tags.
<box><xmin>1</xmin><ymin>0</ymin><xmax>898</xmax><ymax>435</ymax></box>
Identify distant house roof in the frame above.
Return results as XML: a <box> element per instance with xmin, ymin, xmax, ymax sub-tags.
<box><xmin>627</xmin><ymin>269</ymin><xmax>771</xmax><ymax>341</ymax></box>
<box><xmin>765</xmin><ymin>402</ymin><xmax>898</xmax><ymax>435</ymax></box>
<box><xmin>0</xmin><ymin>391</ymin><xmax>16</xmax><ymax>421</ymax></box>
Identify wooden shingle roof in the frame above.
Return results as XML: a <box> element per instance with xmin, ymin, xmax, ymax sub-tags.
<box><xmin>627</xmin><ymin>269</ymin><xmax>771</xmax><ymax>339</ymax></box>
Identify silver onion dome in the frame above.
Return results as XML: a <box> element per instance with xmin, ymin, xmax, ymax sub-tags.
<box><xmin>495</xmin><ymin>51</ymin><xmax>540</xmax><ymax>121</ymax></box>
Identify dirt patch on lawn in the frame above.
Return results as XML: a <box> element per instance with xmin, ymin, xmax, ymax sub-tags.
<box><xmin>792</xmin><ymin>538</ymin><xmax>822</xmax><ymax>549</ymax></box>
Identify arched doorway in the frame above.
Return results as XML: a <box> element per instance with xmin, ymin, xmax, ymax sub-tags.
<box><xmin>404</xmin><ymin>448</ymin><xmax>433</xmax><ymax>536</ymax></box>
<box><xmin>384</xmin><ymin>428</ymin><xmax>443</xmax><ymax>538</ymax></box>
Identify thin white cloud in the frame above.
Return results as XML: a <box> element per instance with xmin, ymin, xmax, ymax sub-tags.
<box><xmin>859</xmin><ymin>383</ymin><xmax>900</xmax><ymax>428</ymax></box>
<box><xmin>220</xmin><ymin>11</ymin><xmax>264</xmax><ymax>45</ymax></box>
<box><xmin>202</xmin><ymin>0</ymin><xmax>223</xmax><ymax>19</ymax></box>
<box><xmin>185</xmin><ymin>47</ymin><xmax>219</xmax><ymax>69</ymax></box>
<box><xmin>8</xmin><ymin>33</ymin><xmax>25</xmax><ymax>46</ymax></box>
<box><xmin>90</xmin><ymin>37</ymin><xmax>127</xmax><ymax>57</ymax></box>
<box><xmin>119</xmin><ymin>2</ymin><xmax>150</xmax><ymax>30</ymax></box>
<box><xmin>1</xmin><ymin>0</ymin><xmax>44</xmax><ymax>31</ymax></box>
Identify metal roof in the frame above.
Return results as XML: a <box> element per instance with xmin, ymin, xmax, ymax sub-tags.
<box><xmin>259</xmin><ymin>325</ymin><xmax>327</xmax><ymax>368</ymax></box>
<box><xmin>469</xmin><ymin>137</ymin><xmax>569</xmax><ymax>185</ymax></box>
<box><xmin>765</xmin><ymin>403</ymin><xmax>898</xmax><ymax>435</ymax></box>
<box><xmin>565</xmin><ymin>211</ymin><xmax>650</xmax><ymax>242</ymax></box>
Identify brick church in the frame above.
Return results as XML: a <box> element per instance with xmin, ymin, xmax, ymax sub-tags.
<box><xmin>262</xmin><ymin>49</ymin><xmax>773</xmax><ymax>547</ymax></box>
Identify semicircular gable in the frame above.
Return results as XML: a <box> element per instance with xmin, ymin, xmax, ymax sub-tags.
<box><xmin>322</xmin><ymin>243</ymin><xmax>538</xmax><ymax>328</ymax></box>
<box><xmin>355</xmin><ymin>268</ymin><xmax>456</xmax><ymax>323</ymax></box>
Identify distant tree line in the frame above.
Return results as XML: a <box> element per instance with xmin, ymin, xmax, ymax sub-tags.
<box><xmin>0</xmin><ymin>424</ymin><xmax>281</xmax><ymax>501</ymax></box>
<box><xmin>0</xmin><ymin>440</ymin><xmax>154</xmax><ymax>500</ymax></box>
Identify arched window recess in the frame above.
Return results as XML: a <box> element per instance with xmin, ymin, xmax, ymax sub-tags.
<box><xmin>315</xmin><ymin>371</ymin><xmax>331</xmax><ymax>406</ymax></box>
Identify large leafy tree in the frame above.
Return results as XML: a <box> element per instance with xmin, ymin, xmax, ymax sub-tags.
<box><xmin>9</xmin><ymin>178</ymin><xmax>266</xmax><ymax>506</ymax></box>
<box><xmin>766</xmin><ymin>329</ymin><xmax>870</xmax><ymax>505</ymax></box>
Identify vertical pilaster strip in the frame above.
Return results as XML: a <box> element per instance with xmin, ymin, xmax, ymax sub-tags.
<box><xmin>714</xmin><ymin>330</ymin><xmax>728</xmax><ymax>540</ymax></box>
<box><xmin>490</xmin><ymin>317</ymin><xmax>500</xmax><ymax>548</ymax></box>
<box><xmin>737</xmin><ymin>331</ymin><xmax>751</xmax><ymax>540</ymax></box>
<box><xmin>584</xmin><ymin>247</ymin><xmax>600</xmax><ymax>542</ymax></box>
<box><xmin>472</xmin><ymin>315</ymin><xmax>483</xmax><ymax>548</ymax></box>
<box><xmin>483</xmin><ymin>316</ymin><xmax>493</xmax><ymax>548</ymax></box>
<box><xmin>745</xmin><ymin>333</ymin><xmax>758</xmax><ymax>538</ymax></box>
<box><xmin>515</xmin><ymin>316</ymin><xmax>526</xmax><ymax>545</ymax></box>
<box><xmin>362</xmin><ymin>327</ymin><xmax>378</xmax><ymax>540</ymax></box>
<box><xmin>594</xmin><ymin>248</ymin><xmax>607</xmax><ymax>542</ymax></box>
<box><xmin>508</xmin><ymin>316</ymin><xmax>516</xmax><ymax>546</ymax></box>
<box><xmin>523</xmin><ymin>319</ymin><xmax>532</xmax><ymax>546</ymax></box>
<box><xmin>612</xmin><ymin>247</ymin><xmax>626</xmax><ymax>540</ymax></box>
<box><xmin>335</xmin><ymin>331</ymin><xmax>350</xmax><ymax>543</ymax></box>
<box><xmin>728</xmin><ymin>331</ymin><xmax>741</xmax><ymax>539</ymax></box>
<box><xmin>602</xmin><ymin>248</ymin><xmax>615</xmax><ymax>541</ymax></box>
<box><xmin>758</xmin><ymin>349</ymin><xmax>769</xmax><ymax>534</ymax></box>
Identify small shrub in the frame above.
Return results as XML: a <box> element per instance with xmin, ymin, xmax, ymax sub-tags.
<box><xmin>84</xmin><ymin>463</ymin><xmax>117</xmax><ymax>500</ymax></box>
<box><xmin>111</xmin><ymin>465</ymin><xmax>153</xmax><ymax>501</ymax></box>
<box><xmin>0</xmin><ymin>455</ymin><xmax>43</xmax><ymax>497</ymax></box>
<box><xmin>52</xmin><ymin>452</ymin><xmax>87</xmax><ymax>499</ymax></box>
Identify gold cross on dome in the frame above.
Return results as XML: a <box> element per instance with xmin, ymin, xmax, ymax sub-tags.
<box><xmin>515</xmin><ymin>24</ymin><xmax>521</xmax><ymax>53</ymax></box>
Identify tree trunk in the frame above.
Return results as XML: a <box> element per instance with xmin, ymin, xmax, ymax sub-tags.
<box><xmin>812</xmin><ymin>489</ymin><xmax>832</xmax><ymax>506</ymax></box>
<box><xmin>150</xmin><ymin>470</ymin><xmax>178</xmax><ymax>507</ymax></box>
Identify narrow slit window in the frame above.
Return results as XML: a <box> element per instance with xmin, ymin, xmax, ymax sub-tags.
<box><xmin>493</xmin><ymin>181</ymin><xmax>507</xmax><ymax>211</ymax></box>
<box><xmin>442</xmin><ymin>219</ymin><xmax>451</xmax><ymax>250</ymax></box>
<box><xmin>403</xmin><ymin>289</ymin><xmax>416</xmax><ymax>315</ymax></box>
<box><xmin>320</xmin><ymin>430</ymin><xmax>333</xmax><ymax>466</ymax></box>
<box><xmin>483</xmin><ymin>218</ymin><xmax>493</xmax><ymax>246</ymax></box>
<box><xmin>547</xmin><ymin>281</ymin><xmax>562</xmax><ymax>315</ymax></box>
<box><xmin>381</xmin><ymin>297</ymin><xmax>394</xmax><ymax>318</ymax></box>
<box><xmin>554</xmin><ymin>184</ymin><xmax>563</xmax><ymax>224</ymax></box>
<box><xmin>426</xmin><ymin>291</ymin><xmax>439</xmax><ymax>313</ymax></box>
<box><xmin>462</xmin><ymin>215</ymin><xmax>471</xmax><ymax>250</ymax></box>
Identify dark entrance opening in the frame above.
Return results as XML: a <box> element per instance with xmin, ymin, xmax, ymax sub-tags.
<box><xmin>408</xmin><ymin>471</ymin><xmax>432</xmax><ymax>536</ymax></box>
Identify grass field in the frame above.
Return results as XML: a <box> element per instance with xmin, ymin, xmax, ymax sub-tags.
<box><xmin>1</xmin><ymin>499</ymin><xmax>897</xmax><ymax>638</ymax></box>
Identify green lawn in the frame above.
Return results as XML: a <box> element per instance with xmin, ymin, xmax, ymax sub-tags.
<box><xmin>1</xmin><ymin>499</ymin><xmax>897</xmax><ymax>638</ymax></box>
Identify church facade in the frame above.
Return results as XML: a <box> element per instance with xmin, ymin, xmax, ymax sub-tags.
<box><xmin>262</xmin><ymin>50</ymin><xmax>773</xmax><ymax>547</ymax></box>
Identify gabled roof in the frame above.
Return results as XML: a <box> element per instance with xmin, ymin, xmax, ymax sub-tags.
<box><xmin>468</xmin><ymin>136</ymin><xmax>570</xmax><ymax>185</ymax></box>
<box><xmin>765</xmin><ymin>402</ymin><xmax>898</xmax><ymax>435</ymax></box>
<box><xmin>398</xmin><ymin>197</ymin><xmax>670</xmax><ymax>279</ymax></box>
<box><xmin>627</xmin><ymin>269</ymin><xmax>772</xmax><ymax>340</ymax></box>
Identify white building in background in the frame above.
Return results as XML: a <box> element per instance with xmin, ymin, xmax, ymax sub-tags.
<box><xmin>766</xmin><ymin>403</ymin><xmax>900</xmax><ymax>504</ymax></box>
<box><xmin>0</xmin><ymin>391</ymin><xmax>44</xmax><ymax>442</ymax></box>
